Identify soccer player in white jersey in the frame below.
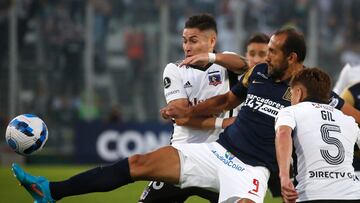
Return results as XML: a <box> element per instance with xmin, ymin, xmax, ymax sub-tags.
<box><xmin>333</xmin><ymin>63</ymin><xmax>360</xmax><ymax>94</ymax></box>
<box><xmin>275</xmin><ymin>68</ymin><xmax>360</xmax><ymax>203</ymax></box>
<box><xmin>139</xmin><ymin>14</ymin><xmax>247</xmax><ymax>203</ymax></box>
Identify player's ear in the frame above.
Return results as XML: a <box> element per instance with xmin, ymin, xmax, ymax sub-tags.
<box><xmin>288</xmin><ymin>52</ymin><xmax>298</xmax><ymax>65</ymax></box>
<box><xmin>299</xmin><ymin>85</ymin><xmax>307</xmax><ymax>102</ymax></box>
<box><xmin>211</xmin><ymin>35</ymin><xmax>217</xmax><ymax>49</ymax></box>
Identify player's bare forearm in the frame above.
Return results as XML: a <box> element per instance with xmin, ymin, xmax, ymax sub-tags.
<box><xmin>215</xmin><ymin>53</ymin><xmax>248</xmax><ymax>74</ymax></box>
<box><xmin>175</xmin><ymin>117</ymin><xmax>215</xmax><ymax>130</ymax></box>
<box><xmin>190</xmin><ymin>92</ymin><xmax>239</xmax><ymax>117</ymax></box>
<box><xmin>162</xmin><ymin>92</ymin><xmax>240</xmax><ymax>119</ymax></box>
<box><xmin>175</xmin><ymin>116</ymin><xmax>236</xmax><ymax>130</ymax></box>
<box><xmin>341</xmin><ymin>102</ymin><xmax>360</xmax><ymax>124</ymax></box>
<box><xmin>275</xmin><ymin>126</ymin><xmax>293</xmax><ymax>178</ymax></box>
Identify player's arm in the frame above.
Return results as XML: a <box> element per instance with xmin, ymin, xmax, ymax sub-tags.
<box><xmin>330</xmin><ymin>90</ymin><xmax>360</xmax><ymax>125</ymax></box>
<box><xmin>340</xmin><ymin>102</ymin><xmax>360</xmax><ymax>125</ymax></box>
<box><xmin>174</xmin><ymin>116</ymin><xmax>236</xmax><ymax>130</ymax></box>
<box><xmin>275</xmin><ymin>107</ymin><xmax>298</xmax><ymax>202</ymax></box>
<box><xmin>161</xmin><ymin>91</ymin><xmax>241</xmax><ymax>119</ymax></box>
<box><xmin>333</xmin><ymin>63</ymin><xmax>350</xmax><ymax>94</ymax></box>
<box><xmin>275</xmin><ymin>125</ymin><xmax>298</xmax><ymax>203</ymax></box>
<box><xmin>180</xmin><ymin>52</ymin><xmax>248</xmax><ymax>74</ymax></box>
<box><xmin>275</xmin><ymin>125</ymin><xmax>293</xmax><ymax>180</ymax></box>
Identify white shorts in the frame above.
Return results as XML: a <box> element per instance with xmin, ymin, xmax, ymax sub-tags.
<box><xmin>172</xmin><ymin>142</ymin><xmax>270</xmax><ymax>203</ymax></box>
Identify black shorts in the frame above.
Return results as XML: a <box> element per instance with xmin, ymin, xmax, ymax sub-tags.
<box><xmin>138</xmin><ymin>181</ymin><xmax>218</xmax><ymax>203</ymax></box>
<box><xmin>299</xmin><ymin>200</ymin><xmax>360</xmax><ymax>203</ymax></box>
<box><xmin>267</xmin><ymin>171</ymin><xmax>281</xmax><ymax>197</ymax></box>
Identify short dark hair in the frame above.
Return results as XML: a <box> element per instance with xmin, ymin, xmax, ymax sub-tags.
<box><xmin>290</xmin><ymin>68</ymin><xmax>331</xmax><ymax>103</ymax></box>
<box><xmin>246</xmin><ymin>33</ymin><xmax>270</xmax><ymax>47</ymax></box>
<box><xmin>274</xmin><ymin>28</ymin><xmax>306</xmax><ymax>62</ymax></box>
<box><xmin>185</xmin><ymin>14</ymin><xmax>217</xmax><ymax>34</ymax></box>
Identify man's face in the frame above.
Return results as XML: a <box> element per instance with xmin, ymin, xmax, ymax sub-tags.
<box><xmin>182</xmin><ymin>28</ymin><xmax>215</xmax><ymax>58</ymax></box>
<box><xmin>246</xmin><ymin>42</ymin><xmax>268</xmax><ymax>68</ymax></box>
<box><xmin>266</xmin><ymin>34</ymin><xmax>289</xmax><ymax>80</ymax></box>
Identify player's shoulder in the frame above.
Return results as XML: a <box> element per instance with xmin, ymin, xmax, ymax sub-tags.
<box><xmin>163</xmin><ymin>62</ymin><xmax>183</xmax><ymax>76</ymax></box>
<box><xmin>165</xmin><ymin>62</ymin><xmax>180</xmax><ymax>70</ymax></box>
<box><xmin>349</xmin><ymin>82</ymin><xmax>360</xmax><ymax>90</ymax></box>
<box><xmin>249</xmin><ymin>63</ymin><xmax>269</xmax><ymax>76</ymax></box>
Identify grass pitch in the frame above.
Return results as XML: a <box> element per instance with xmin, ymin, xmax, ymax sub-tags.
<box><xmin>0</xmin><ymin>165</ymin><xmax>282</xmax><ymax>203</ymax></box>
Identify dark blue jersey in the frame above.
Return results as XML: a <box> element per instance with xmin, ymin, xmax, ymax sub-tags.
<box><xmin>218</xmin><ymin>63</ymin><xmax>345</xmax><ymax>172</ymax></box>
<box><xmin>348</xmin><ymin>82</ymin><xmax>360</xmax><ymax>110</ymax></box>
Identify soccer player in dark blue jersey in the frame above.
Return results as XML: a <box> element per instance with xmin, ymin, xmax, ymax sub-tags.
<box><xmin>11</xmin><ymin>28</ymin><xmax>360</xmax><ymax>203</ymax></box>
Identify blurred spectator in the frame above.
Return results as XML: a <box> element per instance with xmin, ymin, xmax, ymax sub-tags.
<box><xmin>92</xmin><ymin>0</ymin><xmax>112</xmax><ymax>74</ymax></box>
<box><xmin>333</xmin><ymin>63</ymin><xmax>360</xmax><ymax>94</ymax></box>
<box><xmin>105</xmin><ymin>104</ymin><xmax>123</xmax><ymax>124</ymax></box>
<box><xmin>124</xmin><ymin>25</ymin><xmax>145</xmax><ymax>82</ymax></box>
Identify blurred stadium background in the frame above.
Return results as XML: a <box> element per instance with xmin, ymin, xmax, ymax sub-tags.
<box><xmin>0</xmin><ymin>0</ymin><xmax>359</xmax><ymax>202</ymax></box>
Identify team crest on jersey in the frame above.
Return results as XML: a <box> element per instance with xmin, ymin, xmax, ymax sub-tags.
<box><xmin>164</xmin><ymin>77</ymin><xmax>171</xmax><ymax>89</ymax></box>
<box><xmin>208</xmin><ymin>73</ymin><xmax>222</xmax><ymax>86</ymax></box>
<box><xmin>282</xmin><ymin>87</ymin><xmax>291</xmax><ymax>101</ymax></box>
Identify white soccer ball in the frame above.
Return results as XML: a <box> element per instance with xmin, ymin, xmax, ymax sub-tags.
<box><xmin>5</xmin><ymin>114</ymin><xmax>48</xmax><ymax>156</ymax></box>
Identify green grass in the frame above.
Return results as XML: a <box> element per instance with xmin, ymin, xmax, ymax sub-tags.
<box><xmin>0</xmin><ymin>165</ymin><xmax>282</xmax><ymax>202</ymax></box>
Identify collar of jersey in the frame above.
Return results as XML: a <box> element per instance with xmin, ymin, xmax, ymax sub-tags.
<box><xmin>188</xmin><ymin>63</ymin><xmax>213</xmax><ymax>71</ymax></box>
<box><xmin>302</xmin><ymin>97</ymin><xmax>328</xmax><ymax>104</ymax></box>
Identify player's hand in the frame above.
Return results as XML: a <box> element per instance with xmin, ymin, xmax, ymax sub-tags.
<box><xmin>160</xmin><ymin>108</ymin><xmax>171</xmax><ymax>120</ymax></box>
<box><xmin>179</xmin><ymin>53</ymin><xmax>210</xmax><ymax>68</ymax></box>
<box><xmin>160</xmin><ymin>104</ymin><xmax>190</xmax><ymax>119</ymax></box>
<box><xmin>280</xmin><ymin>176</ymin><xmax>298</xmax><ymax>203</ymax></box>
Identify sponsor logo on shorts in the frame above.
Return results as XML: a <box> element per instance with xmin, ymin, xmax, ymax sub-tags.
<box><xmin>211</xmin><ymin>150</ymin><xmax>245</xmax><ymax>172</ymax></box>
<box><xmin>309</xmin><ymin>170</ymin><xmax>360</xmax><ymax>181</ymax></box>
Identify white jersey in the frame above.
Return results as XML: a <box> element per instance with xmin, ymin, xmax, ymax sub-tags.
<box><xmin>333</xmin><ymin>63</ymin><xmax>360</xmax><ymax>94</ymax></box>
<box><xmin>163</xmin><ymin>62</ymin><xmax>237</xmax><ymax>144</ymax></box>
<box><xmin>275</xmin><ymin>102</ymin><xmax>360</xmax><ymax>201</ymax></box>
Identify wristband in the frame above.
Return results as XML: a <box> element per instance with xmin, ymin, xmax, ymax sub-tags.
<box><xmin>208</xmin><ymin>53</ymin><xmax>216</xmax><ymax>63</ymax></box>
<box><xmin>215</xmin><ymin>118</ymin><xmax>224</xmax><ymax>129</ymax></box>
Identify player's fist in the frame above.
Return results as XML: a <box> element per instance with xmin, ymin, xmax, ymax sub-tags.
<box><xmin>160</xmin><ymin>104</ymin><xmax>190</xmax><ymax>119</ymax></box>
<box><xmin>179</xmin><ymin>53</ymin><xmax>210</xmax><ymax>68</ymax></box>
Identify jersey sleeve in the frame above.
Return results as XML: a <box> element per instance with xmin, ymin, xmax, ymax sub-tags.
<box><xmin>230</xmin><ymin>66</ymin><xmax>255</xmax><ymax>101</ymax></box>
<box><xmin>163</xmin><ymin>63</ymin><xmax>187</xmax><ymax>103</ymax></box>
<box><xmin>341</xmin><ymin>88</ymin><xmax>355</xmax><ymax>106</ymax></box>
<box><xmin>329</xmin><ymin>91</ymin><xmax>345</xmax><ymax>110</ymax></box>
<box><xmin>333</xmin><ymin>63</ymin><xmax>351</xmax><ymax>94</ymax></box>
<box><xmin>275</xmin><ymin>106</ymin><xmax>296</xmax><ymax>130</ymax></box>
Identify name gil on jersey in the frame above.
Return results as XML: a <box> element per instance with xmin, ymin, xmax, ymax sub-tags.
<box><xmin>211</xmin><ymin>150</ymin><xmax>245</xmax><ymax>172</ymax></box>
<box><xmin>243</xmin><ymin>94</ymin><xmax>285</xmax><ymax>117</ymax></box>
<box><xmin>309</xmin><ymin>170</ymin><xmax>360</xmax><ymax>181</ymax></box>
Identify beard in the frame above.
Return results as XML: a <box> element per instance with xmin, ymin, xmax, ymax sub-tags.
<box><xmin>268</xmin><ymin>59</ymin><xmax>289</xmax><ymax>80</ymax></box>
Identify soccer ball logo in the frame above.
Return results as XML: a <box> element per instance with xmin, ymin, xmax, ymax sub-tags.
<box><xmin>5</xmin><ymin>114</ymin><xmax>48</xmax><ymax>156</ymax></box>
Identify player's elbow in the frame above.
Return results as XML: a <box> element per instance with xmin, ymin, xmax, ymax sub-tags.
<box><xmin>174</xmin><ymin>118</ymin><xmax>189</xmax><ymax>126</ymax></box>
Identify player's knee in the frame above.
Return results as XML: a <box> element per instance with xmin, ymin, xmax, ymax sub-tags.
<box><xmin>129</xmin><ymin>154</ymin><xmax>148</xmax><ymax>168</ymax></box>
<box><xmin>236</xmin><ymin>198</ymin><xmax>255</xmax><ymax>203</ymax></box>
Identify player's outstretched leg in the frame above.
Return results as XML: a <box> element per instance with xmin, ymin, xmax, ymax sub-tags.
<box><xmin>12</xmin><ymin>163</ymin><xmax>54</xmax><ymax>203</ymax></box>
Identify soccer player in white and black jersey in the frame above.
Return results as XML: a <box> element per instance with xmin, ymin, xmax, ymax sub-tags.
<box><xmin>275</xmin><ymin>68</ymin><xmax>360</xmax><ymax>203</ymax></box>
<box><xmin>138</xmin><ymin>14</ymin><xmax>247</xmax><ymax>203</ymax></box>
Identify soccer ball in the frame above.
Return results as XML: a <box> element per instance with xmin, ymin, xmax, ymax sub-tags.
<box><xmin>5</xmin><ymin>114</ymin><xmax>48</xmax><ymax>156</ymax></box>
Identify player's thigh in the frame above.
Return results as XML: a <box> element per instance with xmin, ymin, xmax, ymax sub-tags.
<box><xmin>129</xmin><ymin>146</ymin><xmax>180</xmax><ymax>183</ymax></box>
<box><xmin>172</xmin><ymin>142</ymin><xmax>219</xmax><ymax>190</ymax></box>
<box><xmin>218</xmin><ymin>159</ymin><xmax>269</xmax><ymax>203</ymax></box>
<box><xmin>267</xmin><ymin>171</ymin><xmax>282</xmax><ymax>197</ymax></box>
